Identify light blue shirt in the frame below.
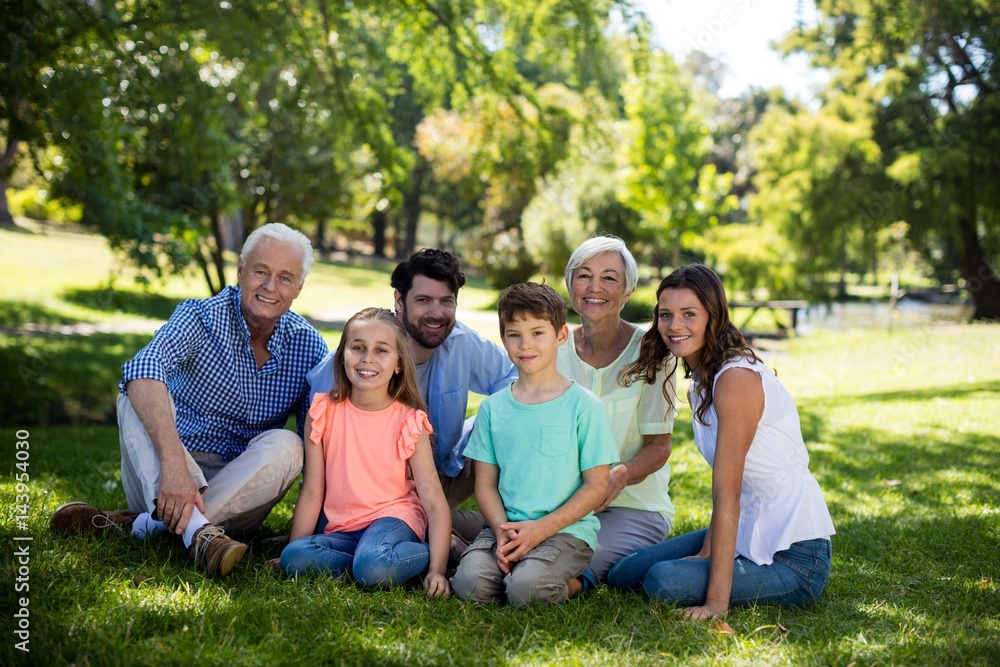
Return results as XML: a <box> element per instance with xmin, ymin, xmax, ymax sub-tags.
<box><xmin>465</xmin><ymin>382</ymin><xmax>617</xmax><ymax>550</ymax></box>
<box><xmin>306</xmin><ymin>320</ymin><xmax>516</xmax><ymax>477</ymax></box>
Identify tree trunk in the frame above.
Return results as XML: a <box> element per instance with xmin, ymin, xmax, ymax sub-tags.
<box><xmin>314</xmin><ymin>218</ymin><xmax>327</xmax><ymax>254</ymax></box>
<box><xmin>956</xmin><ymin>213</ymin><xmax>1000</xmax><ymax>320</ymax></box>
<box><xmin>1</xmin><ymin>137</ymin><xmax>19</xmax><ymax>225</ymax></box>
<box><xmin>402</xmin><ymin>160</ymin><xmax>428</xmax><ymax>256</ymax></box>
<box><xmin>208</xmin><ymin>208</ymin><xmax>228</xmax><ymax>292</ymax></box>
<box><xmin>837</xmin><ymin>232</ymin><xmax>848</xmax><ymax>299</ymax></box>
<box><xmin>371</xmin><ymin>209</ymin><xmax>387</xmax><ymax>257</ymax></box>
<box><xmin>392</xmin><ymin>213</ymin><xmax>403</xmax><ymax>258</ymax></box>
<box><xmin>0</xmin><ymin>179</ymin><xmax>13</xmax><ymax>225</ymax></box>
<box><xmin>193</xmin><ymin>244</ymin><xmax>219</xmax><ymax>296</ymax></box>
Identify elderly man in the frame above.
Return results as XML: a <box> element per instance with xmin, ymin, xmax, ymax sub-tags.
<box><xmin>50</xmin><ymin>223</ymin><xmax>328</xmax><ymax>577</ymax></box>
<box><xmin>307</xmin><ymin>248</ymin><xmax>516</xmax><ymax>542</ymax></box>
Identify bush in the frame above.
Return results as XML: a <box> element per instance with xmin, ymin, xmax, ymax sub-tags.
<box><xmin>7</xmin><ymin>185</ymin><xmax>83</xmax><ymax>223</ymax></box>
<box><xmin>468</xmin><ymin>230</ymin><xmax>540</xmax><ymax>289</ymax></box>
<box><xmin>694</xmin><ymin>220</ymin><xmax>803</xmax><ymax>298</ymax></box>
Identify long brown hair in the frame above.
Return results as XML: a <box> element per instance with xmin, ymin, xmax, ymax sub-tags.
<box><xmin>620</xmin><ymin>264</ymin><xmax>756</xmax><ymax>424</ymax></box>
<box><xmin>330</xmin><ymin>307</ymin><xmax>427</xmax><ymax>413</ymax></box>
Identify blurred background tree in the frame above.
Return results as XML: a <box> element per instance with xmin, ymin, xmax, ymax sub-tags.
<box><xmin>2</xmin><ymin>0</ymin><xmax>996</xmax><ymax>318</ymax></box>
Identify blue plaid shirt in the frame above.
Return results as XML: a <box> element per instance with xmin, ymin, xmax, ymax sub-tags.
<box><xmin>120</xmin><ymin>286</ymin><xmax>328</xmax><ymax>461</ymax></box>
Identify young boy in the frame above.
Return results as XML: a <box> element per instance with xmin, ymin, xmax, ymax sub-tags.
<box><xmin>450</xmin><ymin>282</ymin><xmax>615</xmax><ymax>606</ymax></box>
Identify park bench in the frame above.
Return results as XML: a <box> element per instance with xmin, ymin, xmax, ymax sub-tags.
<box><xmin>729</xmin><ymin>300</ymin><xmax>809</xmax><ymax>336</ymax></box>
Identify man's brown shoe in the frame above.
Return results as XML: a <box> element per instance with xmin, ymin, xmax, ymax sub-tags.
<box><xmin>188</xmin><ymin>524</ymin><xmax>247</xmax><ymax>577</ymax></box>
<box><xmin>50</xmin><ymin>502</ymin><xmax>138</xmax><ymax>537</ymax></box>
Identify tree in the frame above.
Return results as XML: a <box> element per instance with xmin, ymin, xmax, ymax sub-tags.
<box><xmin>1</xmin><ymin>1</ymin><xmax>118</xmax><ymax>225</ymax></box>
<box><xmin>750</xmin><ymin>94</ymin><xmax>886</xmax><ymax>298</ymax></box>
<box><xmin>4</xmin><ymin>0</ymin><xmax>672</xmax><ymax>293</ymax></box>
<box><xmin>781</xmin><ymin>0</ymin><xmax>1000</xmax><ymax>319</ymax></box>
<box><xmin>619</xmin><ymin>50</ymin><xmax>735</xmax><ymax>271</ymax></box>
<box><xmin>416</xmin><ymin>85</ymin><xmax>576</xmax><ymax>286</ymax></box>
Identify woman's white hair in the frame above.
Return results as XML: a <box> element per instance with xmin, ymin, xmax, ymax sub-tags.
<box><xmin>240</xmin><ymin>222</ymin><xmax>314</xmax><ymax>281</ymax></box>
<box><xmin>564</xmin><ymin>234</ymin><xmax>639</xmax><ymax>298</ymax></box>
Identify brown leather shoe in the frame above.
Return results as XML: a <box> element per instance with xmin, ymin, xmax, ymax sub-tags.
<box><xmin>50</xmin><ymin>502</ymin><xmax>138</xmax><ymax>537</ymax></box>
<box><xmin>188</xmin><ymin>524</ymin><xmax>247</xmax><ymax>577</ymax></box>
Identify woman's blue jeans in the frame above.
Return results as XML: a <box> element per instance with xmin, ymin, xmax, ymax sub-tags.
<box><xmin>607</xmin><ymin>528</ymin><xmax>832</xmax><ymax>607</ymax></box>
<box><xmin>280</xmin><ymin>517</ymin><xmax>429</xmax><ymax>588</ymax></box>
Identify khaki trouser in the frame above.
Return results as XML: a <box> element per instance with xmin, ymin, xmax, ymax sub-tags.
<box><xmin>450</xmin><ymin>529</ymin><xmax>593</xmax><ymax>607</ymax></box>
<box><xmin>117</xmin><ymin>393</ymin><xmax>303</xmax><ymax>534</ymax></box>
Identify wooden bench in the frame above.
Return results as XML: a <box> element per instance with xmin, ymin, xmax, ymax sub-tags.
<box><xmin>729</xmin><ymin>300</ymin><xmax>809</xmax><ymax>335</ymax></box>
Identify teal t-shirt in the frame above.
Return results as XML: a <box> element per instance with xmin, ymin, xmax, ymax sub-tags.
<box><xmin>465</xmin><ymin>381</ymin><xmax>616</xmax><ymax>550</ymax></box>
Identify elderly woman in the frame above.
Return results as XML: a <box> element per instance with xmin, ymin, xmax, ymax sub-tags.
<box><xmin>557</xmin><ymin>235</ymin><xmax>676</xmax><ymax>586</ymax></box>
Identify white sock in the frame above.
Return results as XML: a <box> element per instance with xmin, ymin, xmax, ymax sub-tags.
<box><xmin>131</xmin><ymin>512</ymin><xmax>169</xmax><ymax>539</ymax></box>
<box><xmin>181</xmin><ymin>508</ymin><xmax>211</xmax><ymax>549</ymax></box>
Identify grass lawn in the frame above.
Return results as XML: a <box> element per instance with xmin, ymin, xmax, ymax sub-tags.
<box><xmin>2</xmin><ymin>221</ymin><xmax>999</xmax><ymax>665</ymax></box>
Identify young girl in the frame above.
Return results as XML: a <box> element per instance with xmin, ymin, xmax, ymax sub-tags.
<box><xmin>608</xmin><ymin>265</ymin><xmax>835</xmax><ymax>619</ymax></box>
<box><xmin>278</xmin><ymin>307</ymin><xmax>451</xmax><ymax>597</ymax></box>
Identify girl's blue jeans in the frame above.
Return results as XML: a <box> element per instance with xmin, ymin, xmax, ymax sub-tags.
<box><xmin>280</xmin><ymin>517</ymin><xmax>428</xmax><ymax>588</ymax></box>
<box><xmin>607</xmin><ymin>528</ymin><xmax>831</xmax><ymax>607</ymax></box>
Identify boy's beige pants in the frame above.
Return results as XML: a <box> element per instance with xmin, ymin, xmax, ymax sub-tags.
<box><xmin>117</xmin><ymin>393</ymin><xmax>303</xmax><ymax>533</ymax></box>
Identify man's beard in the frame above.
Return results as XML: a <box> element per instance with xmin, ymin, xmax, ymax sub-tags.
<box><xmin>400</xmin><ymin>307</ymin><xmax>455</xmax><ymax>350</ymax></box>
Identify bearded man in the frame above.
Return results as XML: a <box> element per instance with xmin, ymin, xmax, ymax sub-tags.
<box><xmin>307</xmin><ymin>249</ymin><xmax>516</xmax><ymax>542</ymax></box>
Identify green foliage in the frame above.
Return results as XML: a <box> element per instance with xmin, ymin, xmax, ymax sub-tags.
<box><xmin>694</xmin><ymin>221</ymin><xmax>802</xmax><ymax>298</ymax></box>
<box><xmin>750</xmin><ymin>96</ymin><xmax>886</xmax><ymax>298</ymax></box>
<box><xmin>771</xmin><ymin>0</ymin><xmax>1000</xmax><ymax>317</ymax></box>
<box><xmin>619</xmin><ymin>50</ymin><xmax>735</xmax><ymax>269</ymax></box>
<box><xmin>5</xmin><ymin>184</ymin><xmax>81</xmax><ymax>223</ymax></box>
<box><xmin>417</xmin><ymin>85</ymin><xmax>576</xmax><ymax>284</ymax></box>
<box><xmin>619</xmin><ymin>294</ymin><xmax>655</xmax><ymax>324</ymax></box>
<box><xmin>521</xmin><ymin>98</ymin><xmax>635</xmax><ymax>275</ymax></box>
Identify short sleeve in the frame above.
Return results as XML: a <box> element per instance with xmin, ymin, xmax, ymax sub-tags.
<box><xmin>578</xmin><ymin>396</ymin><xmax>617</xmax><ymax>471</ymax></box>
<box><xmin>463</xmin><ymin>399</ymin><xmax>496</xmax><ymax>465</ymax></box>
<box><xmin>308</xmin><ymin>393</ymin><xmax>334</xmax><ymax>446</ymax></box>
<box><xmin>638</xmin><ymin>367</ymin><xmax>676</xmax><ymax>435</ymax></box>
<box><xmin>397</xmin><ymin>408</ymin><xmax>433</xmax><ymax>459</ymax></box>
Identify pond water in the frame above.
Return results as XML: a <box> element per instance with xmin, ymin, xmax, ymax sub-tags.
<box><xmin>796</xmin><ymin>298</ymin><xmax>975</xmax><ymax>333</ymax></box>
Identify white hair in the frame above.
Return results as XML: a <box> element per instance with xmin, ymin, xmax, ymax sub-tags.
<box><xmin>564</xmin><ymin>234</ymin><xmax>639</xmax><ymax>297</ymax></box>
<box><xmin>240</xmin><ymin>223</ymin><xmax>314</xmax><ymax>281</ymax></box>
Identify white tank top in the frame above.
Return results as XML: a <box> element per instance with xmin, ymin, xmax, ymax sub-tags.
<box><xmin>690</xmin><ymin>356</ymin><xmax>835</xmax><ymax>565</ymax></box>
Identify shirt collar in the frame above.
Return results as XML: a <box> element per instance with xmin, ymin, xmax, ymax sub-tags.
<box><xmin>231</xmin><ymin>285</ymin><xmax>286</xmax><ymax>355</ymax></box>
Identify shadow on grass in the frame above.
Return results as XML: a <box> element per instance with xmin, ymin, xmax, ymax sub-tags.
<box><xmin>814</xmin><ymin>510</ymin><xmax>1000</xmax><ymax>663</ymax></box>
<box><xmin>61</xmin><ymin>286</ymin><xmax>181</xmax><ymax>321</ymax></box>
<box><xmin>804</xmin><ymin>380</ymin><xmax>1000</xmax><ymax>408</ymax></box>
<box><xmin>0</xmin><ymin>299</ymin><xmax>82</xmax><ymax>328</ymax></box>
<box><xmin>0</xmin><ymin>332</ymin><xmax>148</xmax><ymax>425</ymax></box>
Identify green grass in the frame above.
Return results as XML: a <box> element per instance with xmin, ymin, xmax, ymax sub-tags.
<box><xmin>2</xmin><ymin>220</ymin><xmax>999</xmax><ymax>665</ymax></box>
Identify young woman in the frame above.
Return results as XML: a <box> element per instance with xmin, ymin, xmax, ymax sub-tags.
<box><xmin>278</xmin><ymin>308</ymin><xmax>451</xmax><ymax>597</ymax></box>
<box><xmin>607</xmin><ymin>265</ymin><xmax>834</xmax><ymax>619</ymax></box>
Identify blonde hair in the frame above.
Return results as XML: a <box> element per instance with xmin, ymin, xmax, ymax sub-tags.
<box><xmin>330</xmin><ymin>307</ymin><xmax>426</xmax><ymax>412</ymax></box>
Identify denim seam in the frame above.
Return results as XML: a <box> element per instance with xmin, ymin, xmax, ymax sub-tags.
<box><xmin>373</xmin><ymin>521</ymin><xmax>426</xmax><ymax>567</ymax></box>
